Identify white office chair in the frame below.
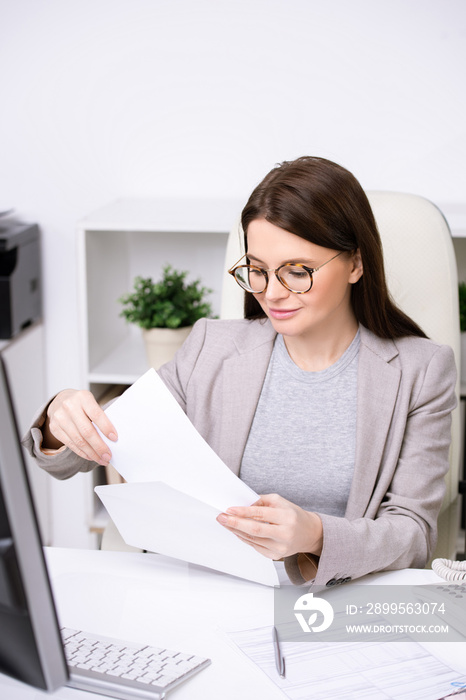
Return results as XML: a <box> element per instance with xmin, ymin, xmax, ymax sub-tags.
<box><xmin>220</xmin><ymin>192</ymin><xmax>461</xmax><ymax>561</ymax></box>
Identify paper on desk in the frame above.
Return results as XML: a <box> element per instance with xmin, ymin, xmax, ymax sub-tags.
<box><xmin>227</xmin><ymin>625</ymin><xmax>466</xmax><ymax>700</ymax></box>
<box><xmin>95</xmin><ymin>369</ymin><xmax>279</xmax><ymax>587</ymax></box>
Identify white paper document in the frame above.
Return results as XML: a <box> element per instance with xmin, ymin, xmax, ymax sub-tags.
<box><xmin>95</xmin><ymin>369</ymin><xmax>279</xmax><ymax>587</ymax></box>
<box><xmin>227</xmin><ymin>626</ymin><xmax>466</xmax><ymax>700</ymax></box>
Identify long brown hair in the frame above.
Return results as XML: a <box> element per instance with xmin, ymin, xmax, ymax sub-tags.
<box><xmin>240</xmin><ymin>156</ymin><xmax>427</xmax><ymax>339</ymax></box>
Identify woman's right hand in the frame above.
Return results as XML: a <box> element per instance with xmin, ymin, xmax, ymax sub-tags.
<box><xmin>44</xmin><ymin>389</ymin><xmax>118</xmax><ymax>465</ymax></box>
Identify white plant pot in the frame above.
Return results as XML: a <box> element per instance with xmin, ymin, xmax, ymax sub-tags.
<box><xmin>142</xmin><ymin>326</ymin><xmax>192</xmax><ymax>370</ymax></box>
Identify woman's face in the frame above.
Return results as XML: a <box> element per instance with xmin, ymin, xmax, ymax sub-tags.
<box><xmin>246</xmin><ymin>218</ymin><xmax>363</xmax><ymax>342</ymax></box>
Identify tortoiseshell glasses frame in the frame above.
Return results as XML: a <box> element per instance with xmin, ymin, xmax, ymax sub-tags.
<box><xmin>228</xmin><ymin>251</ymin><xmax>343</xmax><ymax>294</ymax></box>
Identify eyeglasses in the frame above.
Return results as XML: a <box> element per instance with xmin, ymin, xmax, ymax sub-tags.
<box><xmin>228</xmin><ymin>251</ymin><xmax>343</xmax><ymax>294</ymax></box>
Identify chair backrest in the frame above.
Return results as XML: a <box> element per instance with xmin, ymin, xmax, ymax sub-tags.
<box><xmin>366</xmin><ymin>193</ymin><xmax>460</xmax><ymax>534</ymax></box>
<box><xmin>220</xmin><ymin>192</ymin><xmax>461</xmax><ymax>559</ymax></box>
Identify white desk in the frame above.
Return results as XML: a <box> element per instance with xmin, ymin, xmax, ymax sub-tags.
<box><xmin>1</xmin><ymin>548</ymin><xmax>465</xmax><ymax>700</ymax></box>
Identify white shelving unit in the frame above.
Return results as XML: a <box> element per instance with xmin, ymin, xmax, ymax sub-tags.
<box><xmin>74</xmin><ymin>197</ymin><xmax>243</xmax><ymax>545</ymax></box>
<box><xmin>77</xmin><ymin>198</ymin><xmax>243</xmax><ymax>391</ymax></box>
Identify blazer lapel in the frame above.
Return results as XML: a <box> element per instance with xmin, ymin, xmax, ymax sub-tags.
<box><xmin>345</xmin><ymin>328</ymin><xmax>401</xmax><ymax>520</ymax></box>
<box><xmin>219</xmin><ymin>322</ymin><xmax>276</xmax><ymax>475</ymax></box>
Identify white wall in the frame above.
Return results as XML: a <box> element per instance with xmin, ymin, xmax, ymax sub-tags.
<box><xmin>1</xmin><ymin>0</ymin><xmax>466</xmax><ymax>397</ymax></box>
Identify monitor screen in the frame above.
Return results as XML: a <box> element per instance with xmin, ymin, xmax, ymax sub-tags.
<box><xmin>0</xmin><ymin>355</ymin><xmax>68</xmax><ymax>690</ymax></box>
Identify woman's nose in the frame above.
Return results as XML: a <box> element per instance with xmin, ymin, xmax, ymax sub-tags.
<box><xmin>264</xmin><ymin>273</ymin><xmax>290</xmax><ymax>302</ymax></box>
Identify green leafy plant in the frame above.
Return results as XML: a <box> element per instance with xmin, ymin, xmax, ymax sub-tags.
<box><xmin>119</xmin><ymin>265</ymin><xmax>213</xmax><ymax>329</ymax></box>
<box><xmin>459</xmin><ymin>282</ymin><xmax>466</xmax><ymax>333</ymax></box>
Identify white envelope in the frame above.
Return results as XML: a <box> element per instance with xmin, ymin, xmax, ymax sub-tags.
<box><xmin>95</xmin><ymin>369</ymin><xmax>280</xmax><ymax>587</ymax></box>
<box><xmin>95</xmin><ymin>481</ymin><xmax>279</xmax><ymax>587</ymax></box>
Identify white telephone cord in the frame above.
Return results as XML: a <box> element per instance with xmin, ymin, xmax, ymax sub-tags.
<box><xmin>432</xmin><ymin>558</ymin><xmax>466</xmax><ymax>582</ymax></box>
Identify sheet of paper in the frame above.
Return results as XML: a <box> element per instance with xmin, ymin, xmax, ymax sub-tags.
<box><xmin>99</xmin><ymin>369</ymin><xmax>258</xmax><ymax>512</ymax></box>
<box><xmin>227</xmin><ymin>625</ymin><xmax>466</xmax><ymax>700</ymax></box>
<box><xmin>95</xmin><ymin>482</ymin><xmax>279</xmax><ymax>587</ymax></box>
<box><xmin>96</xmin><ymin>369</ymin><xmax>279</xmax><ymax>586</ymax></box>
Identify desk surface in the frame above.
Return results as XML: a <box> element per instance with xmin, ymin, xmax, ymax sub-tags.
<box><xmin>1</xmin><ymin>548</ymin><xmax>465</xmax><ymax>700</ymax></box>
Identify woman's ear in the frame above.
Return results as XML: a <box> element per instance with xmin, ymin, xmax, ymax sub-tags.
<box><xmin>349</xmin><ymin>249</ymin><xmax>363</xmax><ymax>284</ymax></box>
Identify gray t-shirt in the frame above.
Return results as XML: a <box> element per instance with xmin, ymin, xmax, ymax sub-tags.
<box><xmin>240</xmin><ymin>331</ymin><xmax>360</xmax><ymax>517</ymax></box>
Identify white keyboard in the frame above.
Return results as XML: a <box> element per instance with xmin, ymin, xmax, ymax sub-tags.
<box><xmin>62</xmin><ymin>627</ymin><xmax>211</xmax><ymax>700</ymax></box>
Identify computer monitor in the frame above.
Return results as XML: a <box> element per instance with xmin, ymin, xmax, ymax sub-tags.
<box><xmin>0</xmin><ymin>355</ymin><xmax>68</xmax><ymax>690</ymax></box>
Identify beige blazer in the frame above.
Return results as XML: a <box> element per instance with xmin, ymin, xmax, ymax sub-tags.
<box><xmin>24</xmin><ymin>318</ymin><xmax>457</xmax><ymax>588</ymax></box>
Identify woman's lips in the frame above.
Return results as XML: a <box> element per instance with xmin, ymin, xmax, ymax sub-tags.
<box><xmin>267</xmin><ymin>307</ymin><xmax>300</xmax><ymax>320</ymax></box>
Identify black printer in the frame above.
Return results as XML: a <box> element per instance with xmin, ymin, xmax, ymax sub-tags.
<box><xmin>0</xmin><ymin>220</ymin><xmax>42</xmax><ymax>339</ymax></box>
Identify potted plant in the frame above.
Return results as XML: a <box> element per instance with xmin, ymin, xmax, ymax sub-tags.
<box><xmin>119</xmin><ymin>265</ymin><xmax>213</xmax><ymax>369</ymax></box>
<box><xmin>459</xmin><ymin>282</ymin><xmax>466</xmax><ymax>385</ymax></box>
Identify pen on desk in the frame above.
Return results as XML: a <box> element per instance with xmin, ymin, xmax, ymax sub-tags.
<box><xmin>272</xmin><ymin>625</ymin><xmax>286</xmax><ymax>679</ymax></box>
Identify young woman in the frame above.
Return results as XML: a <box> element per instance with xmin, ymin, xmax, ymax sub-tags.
<box><xmin>24</xmin><ymin>156</ymin><xmax>457</xmax><ymax>587</ymax></box>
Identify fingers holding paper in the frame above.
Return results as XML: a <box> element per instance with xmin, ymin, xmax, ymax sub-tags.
<box><xmin>216</xmin><ymin>493</ymin><xmax>323</xmax><ymax>560</ymax></box>
<box><xmin>45</xmin><ymin>389</ymin><xmax>118</xmax><ymax>465</ymax></box>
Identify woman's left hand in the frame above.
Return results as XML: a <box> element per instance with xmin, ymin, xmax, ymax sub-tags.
<box><xmin>216</xmin><ymin>493</ymin><xmax>323</xmax><ymax>560</ymax></box>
